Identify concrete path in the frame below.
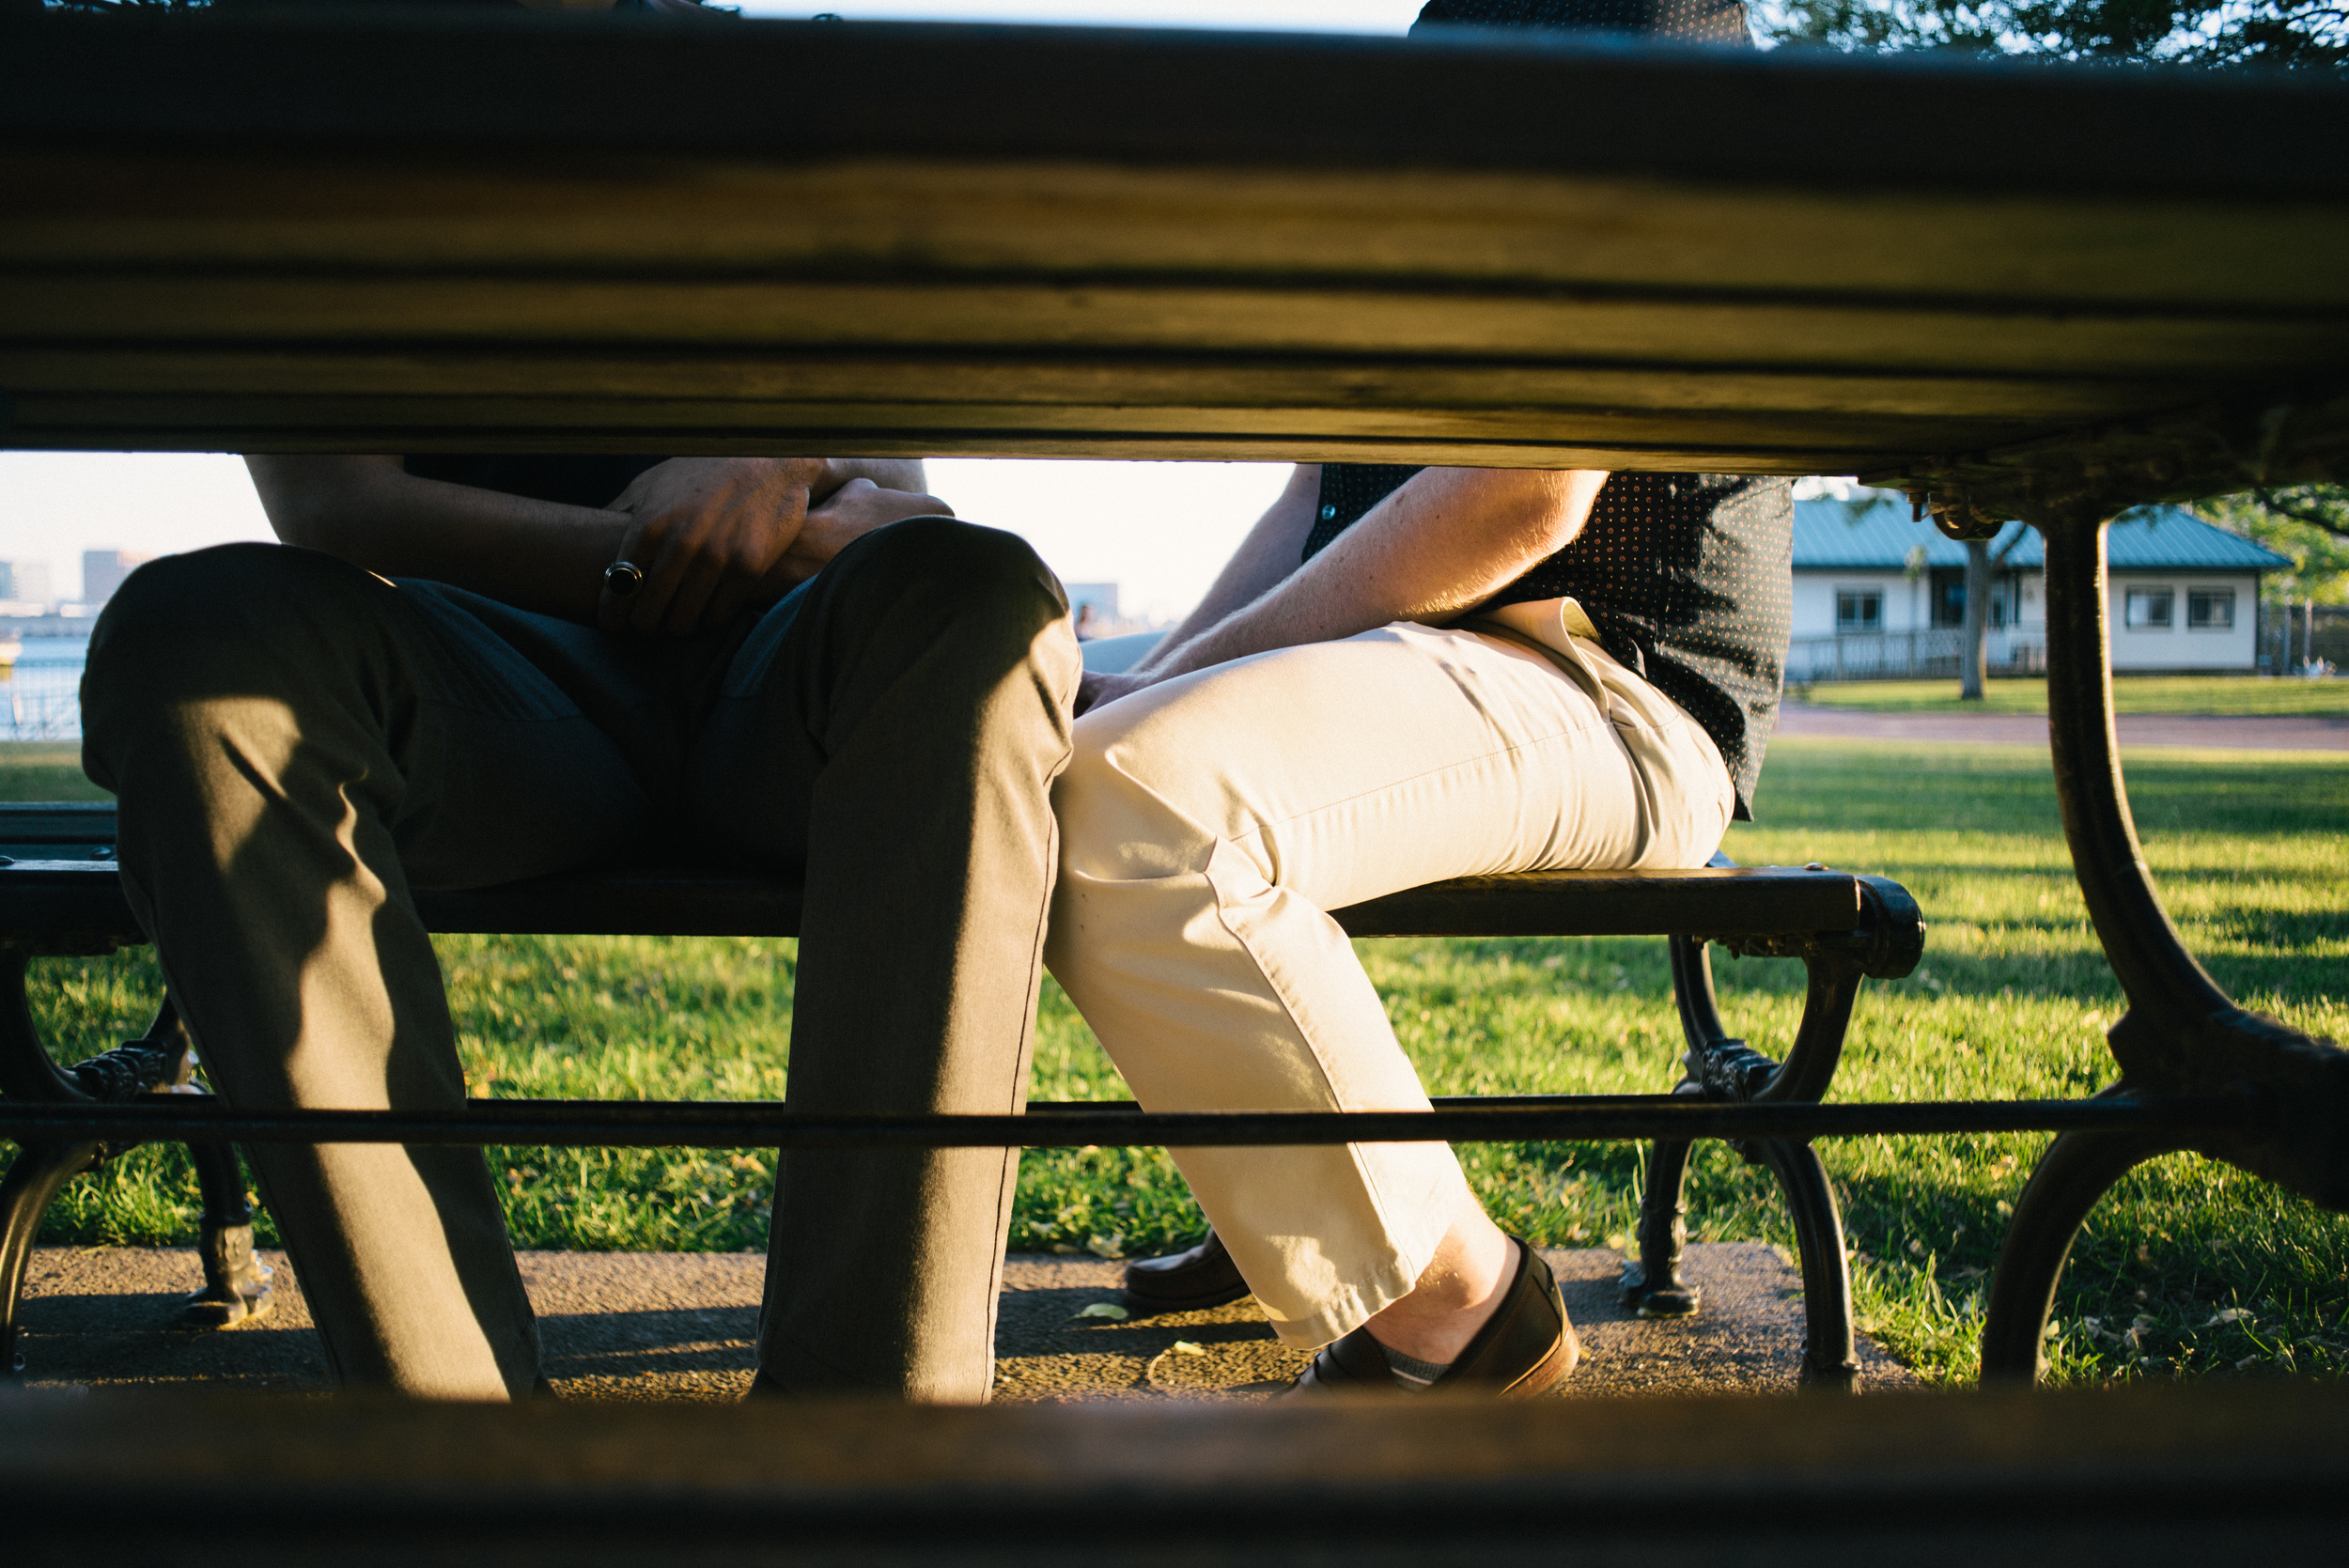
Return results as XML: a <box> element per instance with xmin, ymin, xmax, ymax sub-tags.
<box><xmin>17</xmin><ymin>1244</ymin><xmax>1916</xmax><ymax>1401</ymax></box>
<box><xmin>1776</xmin><ymin>705</ymin><xmax>2349</xmax><ymax>750</ymax></box>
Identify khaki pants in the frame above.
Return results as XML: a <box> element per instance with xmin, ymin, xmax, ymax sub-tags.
<box><xmin>82</xmin><ymin>520</ymin><xmax>1078</xmax><ymax>1401</ymax></box>
<box><xmin>1045</xmin><ymin>615</ymin><xmax>1734</xmax><ymax>1350</ymax></box>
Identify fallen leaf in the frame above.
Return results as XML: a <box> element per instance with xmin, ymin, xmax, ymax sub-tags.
<box><xmin>1074</xmin><ymin>1301</ymin><xmax>1129</xmax><ymax>1321</ymax></box>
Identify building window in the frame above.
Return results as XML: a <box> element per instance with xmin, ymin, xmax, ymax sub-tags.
<box><xmin>2124</xmin><ymin>588</ymin><xmax>2173</xmax><ymax>629</ymax></box>
<box><xmin>1932</xmin><ymin>570</ymin><xmax>1967</xmax><ymax>628</ymax></box>
<box><xmin>2187</xmin><ymin>588</ymin><xmax>2235</xmax><ymax>629</ymax></box>
<box><xmin>1836</xmin><ymin>589</ymin><xmax>1883</xmax><ymax>633</ymax></box>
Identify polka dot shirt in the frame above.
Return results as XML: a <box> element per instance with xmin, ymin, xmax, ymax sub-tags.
<box><xmin>1410</xmin><ymin>0</ymin><xmax>1755</xmax><ymax>44</ymax></box>
<box><xmin>1304</xmin><ymin>468</ymin><xmax>1793</xmax><ymax>822</ymax></box>
<box><xmin>1302</xmin><ymin>2</ymin><xmax>1788</xmax><ymax>822</ymax></box>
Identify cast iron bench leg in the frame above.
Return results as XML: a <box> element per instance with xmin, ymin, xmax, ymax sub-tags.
<box><xmin>1755</xmin><ymin>1138</ymin><xmax>1859</xmax><ymax>1389</ymax></box>
<box><xmin>0</xmin><ymin>1138</ymin><xmax>101</xmax><ymax>1375</ymax></box>
<box><xmin>1630</xmin><ymin>883</ymin><xmax>1920</xmax><ymax>1389</ymax></box>
<box><xmin>0</xmin><ymin>952</ymin><xmax>271</xmax><ymax>1373</ymax></box>
<box><xmin>1974</xmin><ymin>501</ymin><xmax>2339</xmax><ymax>1382</ymax></box>
<box><xmin>1980</xmin><ymin>1108</ymin><xmax>2179</xmax><ymax>1381</ymax></box>
<box><xmin>1623</xmin><ymin>936</ymin><xmax>1716</xmax><ymax>1318</ymax></box>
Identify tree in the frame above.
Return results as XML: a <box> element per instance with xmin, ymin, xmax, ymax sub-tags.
<box><xmin>1758</xmin><ymin>0</ymin><xmax>2349</xmax><ymax>69</ymax></box>
<box><xmin>1762</xmin><ymin>1</ymin><xmax>2344</xmax><ymax>688</ymax></box>
<box><xmin>2198</xmin><ymin>485</ymin><xmax>2349</xmax><ymax>669</ymax></box>
<box><xmin>1959</xmin><ymin>529</ymin><xmax>2027</xmax><ymax>698</ymax></box>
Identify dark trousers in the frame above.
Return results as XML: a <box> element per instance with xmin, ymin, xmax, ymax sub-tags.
<box><xmin>81</xmin><ymin>519</ymin><xmax>1078</xmax><ymax>1400</ymax></box>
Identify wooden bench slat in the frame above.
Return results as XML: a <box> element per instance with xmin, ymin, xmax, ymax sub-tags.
<box><xmin>1335</xmin><ymin>867</ymin><xmax>1860</xmax><ymax>939</ymax></box>
<box><xmin>0</xmin><ymin>857</ymin><xmax>1867</xmax><ymax>947</ymax></box>
<box><xmin>6</xmin><ymin>1382</ymin><xmax>2346</xmax><ymax>1558</ymax></box>
<box><xmin>9</xmin><ymin>15</ymin><xmax>2348</xmax><ymax>468</ymax></box>
<box><xmin>0</xmin><ymin>806</ymin><xmax>1871</xmax><ymax>944</ymax></box>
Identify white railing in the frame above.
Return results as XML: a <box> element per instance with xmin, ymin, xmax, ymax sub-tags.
<box><xmin>1785</xmin><ymin>629</ymin><xmax>2046</xmax><ymax>684</ymax></box>
<box><xmin>0</xmin><ymin>664</ymin><xmax>86</xmax><ymax>740</ymax></box>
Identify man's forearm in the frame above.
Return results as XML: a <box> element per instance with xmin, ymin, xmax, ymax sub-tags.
<box><xmin>1144</xmin><ymin>467</ymin><xmax>1606</xmax><ymax>682</ymax></box>
<box><xmin>246</xmin><ymin>455</ymin><xmax>626</xmax><ymax>621</ymax></box>
<box><xmin>245</xmin><ymin>455</ymin><xmax>926</xmax><ymax>629</ymax></box>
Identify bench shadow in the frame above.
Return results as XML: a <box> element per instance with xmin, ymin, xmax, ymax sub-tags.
<box><xmin>17</xmin><ymin>1287</ymin><xmax>332</xmax><ymax>1389</ymax></box>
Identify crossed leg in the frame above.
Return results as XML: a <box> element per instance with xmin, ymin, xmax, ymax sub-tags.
<box><xmin>1045</xmin><ymin>618</ymin><xmax>1733</xmax><ymax>1356</ymax></box>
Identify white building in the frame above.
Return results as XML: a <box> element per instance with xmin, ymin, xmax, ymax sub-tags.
<box><xmin>1789</xmin><ymin>498</ymin><xmax>2286</xmax><ymax>682</ymax></box>
<box><xmin>82</xmin><ymin>549</ymin><xmax>155</xmax><ymax>607</ymax></box>
<box><xmin>0</xmin><ymin>561</ymin><xmax>53</xmax><ymax>613</ymax></box>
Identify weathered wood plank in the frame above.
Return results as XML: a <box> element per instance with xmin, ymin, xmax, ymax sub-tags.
<box><xmin>12</xmin><ymin>277</ymin><xmax>2346</xmax><ymax>380</ymax></box>
<box><xmin>14</xmin><ymin>152</ymin><xmax>2349</xmax><ymax>310</ymax></box>
<box><xmin>6</xmin><ymin>1383</ymin><xmax>2348</xmax><ymax>1565</ymax></box>
<box><xmin>6</xmin><ymin>11</ymin><xmax>2347</xmax><ymax>473</ymax></box>
<box><xmin>2</xmin><ymin>350</ymin><xmax>2188</xmax><ymax>419</ymax></box>
<box><xmin>0</xmin><ymin>393</ymin><xmax>2033</xmax><ymax>464</ymax></box>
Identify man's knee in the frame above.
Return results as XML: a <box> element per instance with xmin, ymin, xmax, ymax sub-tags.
<box><xmin>1051</xmin><ymin>702</ymin><xmax>1197</xmax><ymax>885</ymax></box>
<box><xmin>830</xmin><ymin>517</ymin><xmax>1068</xmax><ymax>637</ymax></box>
<box><xmin>90</xmin><ymin>544</ymin><xmax>363</xmax><ymax>682</ymax></box>
<box><xmin>84</xmin><ymin>545</ymin><xmax>376</xmax><ymax>770</ymax></box>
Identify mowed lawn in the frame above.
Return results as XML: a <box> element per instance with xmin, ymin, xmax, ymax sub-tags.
<box><xmin>10</xmin><ymin>738</ymin><xmax>2345</xmax><ymax>1388</ymax></box>
<box><xmin>1799</xmin><ymin>675</ymin><xmax>2349</xmax><ymax>717</ymax></box>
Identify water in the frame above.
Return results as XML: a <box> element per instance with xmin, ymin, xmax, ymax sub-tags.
<box><xmin>0</xmin><ymin>636</ymin><xmax>91</xmax><ymax>741</ymax></box>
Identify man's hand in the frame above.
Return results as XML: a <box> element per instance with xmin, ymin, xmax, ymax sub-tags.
<box><xmin>600</xmin><ymin>458</ymin><xmax>825</xmax><ymax>636</ymax></box>
<box><xmin>763</xmin><ymin>477</ymin><xmax>955</xmax><ymax>590</ymax></box>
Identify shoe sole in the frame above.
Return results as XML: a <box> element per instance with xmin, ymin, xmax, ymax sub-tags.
<box><xmin>1497</xmin><ymin>1313</ymin><xmax>1580</xmax><ymax>1399</ymax></box>
<box><xmin>1121</xmin><ymin>1281</ymin><xmax>1253</xmax><ymax>1317</ymax></box>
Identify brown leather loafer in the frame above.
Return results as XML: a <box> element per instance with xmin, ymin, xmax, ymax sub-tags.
<box><xmin>1122</xmin><ymin>1229</ymin><xmax>1252</xmax><ymax>1316</ymax></box>
<box><xmin>1290</xmin><ymin>1239</ymin><xmax>1579</xmax><ymax>1398</ymax></box>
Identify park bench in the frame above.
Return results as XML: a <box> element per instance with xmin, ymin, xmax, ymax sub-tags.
<box><xmin>0</xmin><ymin>800</ymin><xmax>1922</xmax><ymax>1385</ymax></box>
<box><xmin>2</xmin><ymin>6</ymin><xmax>2344</xmax><ymax>1420</ymax></box>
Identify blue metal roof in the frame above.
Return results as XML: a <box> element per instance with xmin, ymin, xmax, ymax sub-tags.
<box><xmin>1792</xmin><ymin>497</ymin><xmax>2290</xmax><ymax>573</ymax></box>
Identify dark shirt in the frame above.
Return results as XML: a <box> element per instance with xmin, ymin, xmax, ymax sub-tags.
<box><xmin>400</xmin><ymin>455</ymin><xmax>667</xmax><ymax>512</ymax></box>
<box><xmin>1300</xmin><ymin>0</ymin><xmax>1792</xmax><ymax>822</ymax></box>
<box><xmin>1412</xmin><ymin>0</ymin><xmax>1752</xmax><ymax>42</ymax></box>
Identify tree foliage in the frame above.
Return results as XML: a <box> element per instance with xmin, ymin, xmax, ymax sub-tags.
<box><xmin>2199</xmin><ymin>487</ymin><xmax>2349</xmax><ymax>604</ymax></box>
<box><xmin>1758</xmin><ymin>0</ymin><xmax>2347</xmax><ymax>70</ymax></box>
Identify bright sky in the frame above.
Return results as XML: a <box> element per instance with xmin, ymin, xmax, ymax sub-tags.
<box><xmin>0</xmin><ymin>452</ymin><xmax>1289</xmax><ymax>621</ymax></box>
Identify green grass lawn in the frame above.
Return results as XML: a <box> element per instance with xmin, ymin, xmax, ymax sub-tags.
<box><xmin>0</xmin><ymin>743</ymin><xmax>100</xmax><ymax>798</ymax></box>
<box><xmin>1798</xmin><ymin>675</ymin><xmax>2349</xmax><ymax>717</ymax></box>
<box><xmin>10</xmin><ymin>739</ymin><xmax>2345</xmax><ymax>1388</ymax></box>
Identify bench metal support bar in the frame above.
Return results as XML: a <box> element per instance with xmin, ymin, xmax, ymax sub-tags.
<box><xmin>0</xmin><ymin>1092</ymin><xmax>2255</xmax><ymax>1152</ymax></box>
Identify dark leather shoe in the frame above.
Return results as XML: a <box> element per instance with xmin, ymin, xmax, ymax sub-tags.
<box><xmin>1123</xmin><ymin>1229</ymin><xmax>1252</xmax><ymax>1316</ymax></box>
<box><xmin>1291</xmin><ymin>1239</ymin><xmax>1579</xmax><ymax>1399</ymax></box>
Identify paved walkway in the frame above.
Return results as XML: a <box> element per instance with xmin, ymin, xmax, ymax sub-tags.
<box><xmin>17</xmin><ymin>1244</ymin><xmax>1915</xmax><ymax>1400</ymax></box>
<box><xmin>1778</xmin><ymin>706</ymin><xmax>2349</xmax><ymax>750</ymax></box>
